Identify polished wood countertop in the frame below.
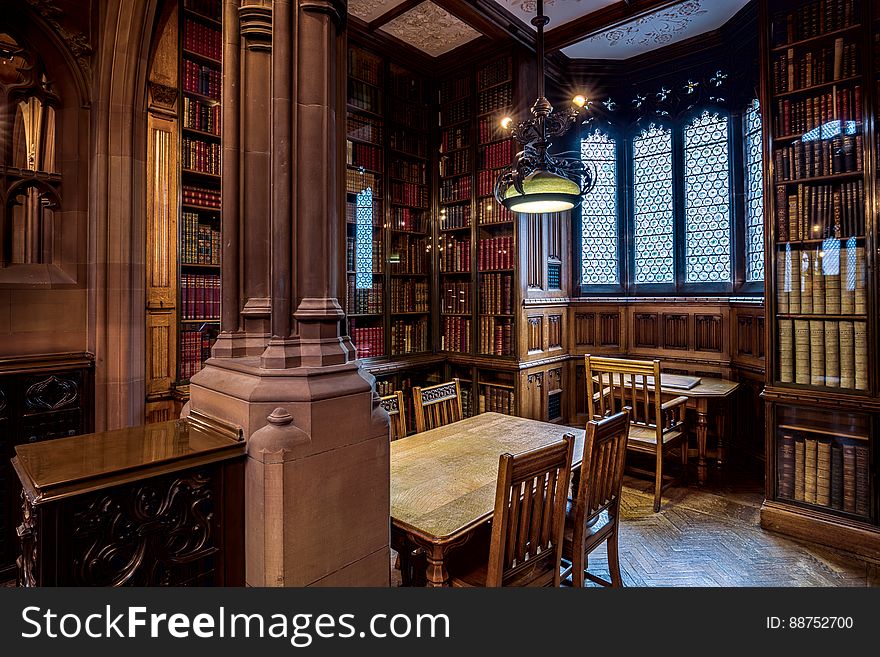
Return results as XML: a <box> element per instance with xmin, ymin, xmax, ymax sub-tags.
<box><xmin>13</xmin><ymin>416</ymin><xmax>244</xmax><ymax>503</ymax></box>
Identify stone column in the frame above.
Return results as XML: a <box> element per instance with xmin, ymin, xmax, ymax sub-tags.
<box><xmin>188</xmin><ymin>0</ymin><xmax>390</xmax><ymax>587</ymax></box>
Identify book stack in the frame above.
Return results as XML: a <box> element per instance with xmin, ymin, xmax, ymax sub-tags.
<box><xmin>440</xmin><ymin>177</ymin><xmax>472</xmax><ymax>204</ymax></box>
<box><xmin>391</xmin><ymin>208</ymin><xmax>426</xmax><ymax>233</ymax></box>
<box><xmin>478</xmin><ymin>237</ymin><xmax>514</xmax><ymax>270</ymax></box>
<box><xmin>441</xmin><ymin>281</ymin><xmax>471</xmax><ymax>315</ymax></box>
<box><xmin>388</xmin><ymin>101</ymin><xmax>428</xmax><ymax>131</ymax></box>
<box><xmin>476</xmin><ymin>84</ymin><xmax>513</xmax><ymax>114</ymax></box>
<box><xmin>183</xmin><ymin>96</ymin><xmax>221</xmax><ymax>135</ymax></box>
<box><xmin>441</xmin><ymin>97</ymin><xmax>470</xmax><ymax>125</ymax></box>
<box><xmin>351</xmin><ymin>325</ymin><xmax>384</xmax><ymax>359</ymax></box>
<box><xmin>478</xmin><ymin>200</ymin><xmax>513</xmax><ymax>225</ymax></box>
<box><xmin>391</xmin><ymin>318</ymin><xmax>428</xmax><ymax>355</ymax></box>
<box><xmin>346</xmin><ymin>169</ymin><xmax>381</xmax><ymax>196</ymax></box>
<box><xmin>439</xmin><ymin>76</ymin><xmax>470</xmax><ymax>102</ymax></box>
<box><xmin>777</xmin><ymin>318</ymin><xmax>867</xmax><ymax>389</ymax></box>
<box><xmin>773</xmin><ymin>135</ymin><xmax>862</xmax><ymax>181</ymax></box>
<box><xmin>772</xmin><ymin>39</ymin><xmax>859</xmax><ymax>94</ymax></box>
<box><xmin>346</xmin><ymin>279</ymin><xmax>383</xmax><ymax>315</ymax></box>
<box><xmin>479</xmin><ymin>273</ymin><xmax>513</xmax><ymax>314</ymax></box>
<box><xmin>181</xmin><ymin>273</ymin><xmax>221</xmax><ymax>320</ymax></box>
<box><xmin>479</xmin><ymin>316</ymin><xmax>513</xmax><ymax>356</ymax></box>
<box><xmin>777</xmin><ymin>433</ymin><xmax>869</xmax><ymax>517</ymax></box>
<box><xmin>478</xmin><ymin>115</ymin><xmax>509</xmax><ymax>144</ymax></box>
<box><xmin>182</xmin><ymin>137</ymin><xmax>221</xmax><ymax>175</ymax></box>
<box><xmin>775</xmin><ymin>181</ymin><xmax>864</xmax><ymax>240</ymax></box>
<box><xmin>439</xmin><ymin>237</ymin><xmax>470</xmax><ymax>272</ymax></box>
<box><xmin>389</xmin><ymin>65</ymin><xmax>422</xmax><ymax>102</ymax></box>
<box><xmin>440</xmin><ymin>150</ymin><xmax>471</xmax><ymax>177</ymax></box>
<box><xmin>770</xmin><ymin>0</ymin><xmax>858</xmax><ymax>46</ymax></box>
<box><xmin>390</xmin><ymin>279</ymin><xmax>429</xmax><ymax>313</ymax></box>
<box><xmin>347</xmin><ymin>114</ymin><xmax>382</xmax><ymax>144</ymax></box>
<box><xmin>775</xmin><ymin>242</ymin><xmax>865</xmax><ymax>314</ymax></box>
<box><xmin>479</xmin><ymin>141</ymin><xmax>514</xmax><ymax>171</ymax></box>
<box><xmin>183</xmin><ymin>18</ymin><xmax>221</xmax><ymax>61</ymax></box>
<box><xmin>348</xmin><ymin>79</ymin><xmax>381</xmax><ymax>114</ymax></box>
<box><xmin>375</xmin><ymin>379</ymin><xmax>394</xmax><ymax>396</ymax></box>
<box><xmin>391</xmin><ymin>235</ymin><xmax>426</xmax><ymax>274</ymax></box>
<box><xmin>773</xmin><ymin>85</ymin><xmax>862</xmax><ymax>135</ymax></box>
<box><xmin>477</xmin><ymin>57</ymin><xmax>511</xmax><ymax>89</ymax></box>
<box><xmin>440</xmin><ymin>205</ymin><xmax>471</xmax><ymax>230</ymax></box>
<box><xmin>391</xmin><ymin>158</ymin><xmax>425</xmax><ymax>183</ymax></box>
<box><xmin>390</xmin><ymin>127</ymin><xmax>427</xmax><ymax>158</ymax></box>
<box><xmin>347</xmin><ymin>47</ymin><xmax>381</xmax><ymax>86</ymax></box>
<box><xmin>391</xmin><ymin>181</ymin><xmax>428</xmax><ymax>208</ymax></box>
<box><xmin>441</xmin><ymin>125</ymin><xmax>470</xmax><ymax>153</ymax></box>
<box><xmin>181</xmin><ymin>212</ymin><xmax>221</xmax><ymax>265</ymax></box>
<box><xmin>346</xmin><ymin>141</ymin><xmax>383</xmax><ymax>171</ymax></box>
<box><xmin>479</xmin><ymin>386</ymin><xmax>515</xmax><ymax>415</ymax></box>
<box><xmin>179</xmin><ymin>329</ymin><xmax>213</xmax><ymax>380</ymax></box>
<box><xmin>183</xmin><ymin>185</ymin><xmax>221</xmax><ymax>209</ymax></box>
<box><xmin>441</xmin><ymin>317</ymin><xmax>471</xmax><ymax>353</ymax></box>
<box><xmin>182</xmin><ymin>59</ymin><xmax>221</xmax><ymax>99</ymax></box>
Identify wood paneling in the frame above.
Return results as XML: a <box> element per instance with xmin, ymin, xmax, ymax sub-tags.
<box><xmin>694</xmin><ymin>314</ymin><xmax>723</xmax><ymax>352</ymax></box>
<box><xmin>574</xmin><ymin>312</ymin><xmax>595</xmax><ymax>347</ymax></box>
<box><xmin>634</xmin><ymin>313</ymin><xmax>659</xmax><ymax>348</ymax></box>
<box><xmin>548</xmin><ymin>314</ymin><xmax>562</xmax><ymax>350</ymax></box>
<box><xmin>527</xmin><ymin>316</ymin><xmax>543</xmax><ymax>353</ymax></box>
<box><xmin>663</xmin><ymin>313</ymin><xmax>689</xmax><ymax>350</ymax></box>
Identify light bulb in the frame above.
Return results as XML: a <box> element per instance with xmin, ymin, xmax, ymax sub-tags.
<box><xmin>500</xmin><ymin>117</ymin><xmax>513</xmax><ymax>129</ymax></box>
<box><xmin>572</xmin><ymin>95</ymin><xmax>586</xmax><ymax>108</ymax></box>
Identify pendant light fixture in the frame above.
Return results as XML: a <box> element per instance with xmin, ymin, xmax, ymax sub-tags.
<box><xmin>494</xmin><ymin>0</ymin><xmax>594</xmax><ymax>214</ymax></box>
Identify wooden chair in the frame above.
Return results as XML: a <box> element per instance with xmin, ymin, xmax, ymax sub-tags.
<box><xmin>379</xmin><ymin>391</ymin><xmax>407</xmax><ymax>441</ymax></box>
<box><xmin>561</xmin><ymin>409</ymin><xmax>630</xmax><ymax>587</ymax></box>
<box><xmin>447</xmin><ymin>434</ymin><xmax>574</xmax><ymax>587</ymax></box>
<box><xmin>585</xmin><ymin>355</ymin><xmax>688</xmax><ymax>513</ymax></box>
<box><xmin>412</xmin><ymin>379</ymin><xmax>463</xmax><ymax>433</ymax></box>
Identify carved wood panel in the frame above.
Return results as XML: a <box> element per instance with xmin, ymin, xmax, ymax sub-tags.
<box><xmin>146</xmin><ymin>310</ymin><xmax>177</xmax><ymax>397</ymax></box>
<box><xmin>527</xmin><ymin>316</ymin><xmax>543</xmax><ymax>353</ymax></box>
<box><xmin>599</xmin><ymin>312</ymin><xmax>620</xmax><ymax>347</ymax></box>
<box><xmin>662</xmin><ymin>313</ymin><xmax>689</xmax><ymax>350</ymax></box>
<box><xmin>694</xmin><ymin>314</ymin><xmax>723</xmax><ymax>352</ymax></box>
<box><xmin>526</xmin><ymin>213</ymin><xmax>543</xmax><ymax>289</ymax></box>
<box><xmin>634</xmin><ymin>313</ymin><xmax>659</xmax><ymax>348</ymax></box>
<box><xmin>524</xmin><ymin>371</ymin><xmax>544</xmax><ymax>420</ymax></box>
<box><xmin>548</xmin><ymin>314</ymin><xmax>562</xmax><ymax>350</ymax></box>
<box><xmin>574</xmin><ymin>312</ymin><xmax>595</xmax><ymax>346</ymax></box>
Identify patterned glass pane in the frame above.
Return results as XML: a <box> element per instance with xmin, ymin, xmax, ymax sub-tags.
<box><xmin>355</xmin><ymin>186</ymin><xmax>374</xmax><ymax>289</ymax></box>
<box><xmin>744</xmin><ymin>99</ymin><xmax>765</xmax><ymax>282</ymax></box>
<box><xmin>633</xmin><ymin>124</ymin><xmax>674</xmax><ymax>284</ymax></box>
<box><xmin>684</xmin><ymin>111</ymin><xmax>731</xmax><ymax>283</ymax></box>
<box><xmin>580</xmin><ymin>129</ymin><xmax>618</xmax><ymax>285</ymax></box>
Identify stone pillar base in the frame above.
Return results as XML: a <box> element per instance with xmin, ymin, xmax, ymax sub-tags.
<box><xmin>188</xmin><ymin>357</ymin><xmax>390</xmax><ymax>587</ymax></box>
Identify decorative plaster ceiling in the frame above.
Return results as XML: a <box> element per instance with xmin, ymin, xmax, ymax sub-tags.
<box><xmin>562</xmin><ymin>0</ymin><xmax>752</xmax><ymax>60</ymax></box>
<box><xmin>348</xmin><ymin>0</ymin><xmax>411</xmax><ymax>23</ymax></box>
<box><xmin>378</xmin><ymin>2</ymin><xmax>482</xmax><ymax>58</ymax></box>
<box><xmin>493</xmin><ymin>0</ymin><xmax>617</xmax><ymax>30</ymax></box>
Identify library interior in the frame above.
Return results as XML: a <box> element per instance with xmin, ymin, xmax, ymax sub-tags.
<box><xmin>0</xmin><ymin>0</ymin><xmax>879</xmax><ymax>587</ymax></box>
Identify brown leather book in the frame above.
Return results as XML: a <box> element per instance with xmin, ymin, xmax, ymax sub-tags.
<box><xmin>804</xmin><ymin>437</ymin><xmax>818</xmax><ymax>504</ymax></box>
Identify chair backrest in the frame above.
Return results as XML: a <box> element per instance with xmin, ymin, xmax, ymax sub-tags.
<box><xmin>412</xmin><ymin>379</ymin><xmax>463</xmax><ymax>433</ymax></box>
<box><xmin>585</xmin><ymin>355</ymin><xmax>663</xmax><ymax>433</ymax></box>
<box><xmin>379</xmin><ymin>391</ymin><xmax>407</xmax><ymax>441</ymax></box>
<box><xmin>574</xmin><ymin>410</ymin><xmax>630</xmax><ymax>526</ymax></box>
<box><xmin>486</xmin><ymin>434</ymin><xmax>574</xmax><ymax>587</ymax></box>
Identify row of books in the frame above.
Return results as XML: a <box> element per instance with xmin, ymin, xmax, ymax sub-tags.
<box><xmin>777</xmin><ymin>433</ymin><xmax>868</xmax><ymax>516</ymax></box>
<box><xmin>389</xmin><ymin>128</ymin><xmax>427</xmax><ymax>159</ymax></box>
<box><xmin>348</xmin><ymin>79</ymin><xmax>381</xmax><ymax>114</ymax></box>
<box><xmin>183</xmin><ymin>184</ymin><xmax>221</xmax><ymax>209</ymax></box>
<box><xmin>478</xmin><ymin>200</ymin><xmax>513</xmax><ymax>224</ymax></box>
<box><xmin>390</xmin><ymin>181</ymin><xmax>428</xmax><ymax>208</ymax></box>
<box><xmin>477</xmin><ymin>171</ymin><xmax>500</xmax><ymax>198</ymax></box>
<box><xmin>460</xmin><ymin>386</ymin><xmax>474</xmax><ymax>418</ymax></box>
<box><xmin>182</xmin><ymin>137</ymin><xmax>221</xmax><ymax>175</ymax></box>
<box><xmin>479</xmin><ymin>273</ymin><xmax>513</xmax><ymax>315</ymax></box>
<box><xmin>480</xmin><ymin>140</ymin><xmax>514</xmax><ymax>171</ymax></box>
<box><xmin>441</xmin><ymin>97</ymin><xmax>470</xmax><ymax>126</ymax></box>
<box><xmin>184</xmin><ymin>0</ymin><xmax>221</xmax><ymax>18</ymax></box>
<box><xmin>770</xmin><ymin>0</ymin><xmax>858</xmax><ymax>48</ymax></box>
<box><xmin>181</xmin><ymin>273</ymin><xmax>220</xmax><ymax>320</ymax></box>
<box><xmin>391</xmin><ymin>208</ymin><xmax>426</xmax><ymax>233</ymax></box>
<box><xmin>479</xmin><ymin>316</ymin><xmax>513</xmax><ymax>356</ymax></box>
<box><xmin>390</xmin><ymin>279</ymin><xmax>429</xmax><ymax>313</ymax></box>
<box><xmin>179</xmin><ymin>329</ymin><xmax>212</xmax><ymax>380</ymax></box>
<box><xmin>440</xmin><ymin>177</ymin><xmax>472</xmax><ymax>204</ymax></box>
<box><xmin>181</xmin><ymin>212</ymin><xmax>221</xmax><ymax>265</ymax></box>
<box><xmin>345</xmin><ymin>237</ymin><xmax>384</xmax><ymax>273</ymax></box>
<box><xmin>347</xmin><ymin>141</ymin><xmax>383</xmax><ymax>172</ymax></box>
<box><xmin>439</xmin><ymin>238</ymin><xmax>471</xmax><ymax>272</ymax></box>
<box><xmin>441</xmin><ymin>125</ymin><xmax>469</xmax><ymax>153</ymax></box>
<box><xmin>773</xmin><ymin>40</ymin><xmax>860</xmax><ymax>94</ymax></box>
<box><xmin>440</xmin><ymin>150</ymin><xmax>471</xmax><ymax>178</ymax></box>
<box><xmin>772</xmin><ymin>133</ymin><xmax>862</xmax><ymax>181</ymax></box>
<box><xmin>390</xmin><ymin>235</ymin><xmax>427</xmax><ymax>274</ymax></box>
<box><xmin>390</xmin><ymin>159</ymin><xmax>425</xmax><ymax>184</ymax></box>
<box><xmin>389</xmin><ymin>68</ymin><xmax>422</xmax><ymax>103</ymax></box>
<box><xmin>183</xmin><ymin>18</ymin><xmax>221</xmax><ymax>62</ymax></box>
<box><xmin>183</xmin><ymin>59</ymin><xmax>220</xmax><ymax>100</ymax></box>
<box><xmin>441</xmin><ymin>317</ymin><xmax>471</xmax><ymax>353</ymax></box>
<box><xmin>346</xmin><ymin>198</ymin><xmax>382</xmax><ymax>225</ymax></box>
<box><xmin>348</xmin><ymin>48</ymin><xmax>381</xmax><ymax>87</ymax></box>
<box><xmin>346</xmin><ymin>169</ymin><xmax>381</xmax><ymax>196</ymax></box>
<box><xmin>477</xmin><ymin>58</ymin><xmax>511</xmax><ymax>90</ymax></box>
<box><xmin>478</xmin><ymin>116</ymin><xmax>508</xmax><ymax>144</ymax></box>
<box><xmin>773</xmin><ymin>85</ymin><xmax>862</xmax><ymax>135</ymax></box>
<box><xmin>477</xmin><ymin>84</ymin><xmax>513</xmax><ymax>115</ymax></box>
<box><xmin>346</xmin><ymin>280</ymin><xmax>383</xmax><ymax>315</ymax></box>
<box><xmin>775</xmin><ymin>181</ymin><xmax>865</xmax><ymax>240</ymax></box>
<box><xmin>441</xmin><ymin>281</ymin><xmax>471</xmax><ymax>315</ymax></box>
<box><xmin>352</xmin><ymin>325</ymin><xmax>384</xmax><ymax>359</ymax></box>
<box><xmin>479</xmin><ymin>386</ymin><xmax>515</xmax><ymax>414</ymax></box>
<box><xmin>391</xmin><ymin>318</ymin><xmax>428</xmax><ymax>355</ymax></box>
<box><xmin>388</xmin><ymin>102</ymin><xmax>429</xmax><ymax>131</ymax></box>
<box><xmin>439</xmin><ymin>77</ymin><xmax>470</xmax><ymax>104</ymax></box>
<box><xmin>777</xmin><ymin>319</ymin><xmax>868</xmax><ymax>389</ymax></box>
<box><xmin>347</xmin><ymin>114</ymin><xmax>382</xmax><ymax>145</ymax></box>
<box><xmin>776</xmin><ymin>244</ymin><xmax>866</xmax><ymax>315</ymax></box>
<box><xmin>440</xmin><ymin>205</ymin><xmax>471</xmax><ymax>230</ymax></box>
<box><xmin>183</xmin><ymin>96</ymin><xmax>221</xmax><ymax>135</ymax></box>
<box><xmin>478</xmin><ymin>236</ymin><xmax>514</xmax><ymax>270</ymax></box>
<box><xmin>375</xmin><ymin>378</ymin><xmax>394</xmax><ymax>396</ymax></box>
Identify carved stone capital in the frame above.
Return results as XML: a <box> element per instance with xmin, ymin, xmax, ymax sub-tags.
<box><xmin>239</xmin><ymin>5</ymin><xmax>272</xmax><ymax>51</ymax></box>
<box><xmin>148</xmin><ymin>82</ymin><xmax>178</xmax><ymax>111</ymax></box>
<box><xmin>300</xmin><ymin>0</ymin><xmax>347</xmax><ymax>26</ymax></box>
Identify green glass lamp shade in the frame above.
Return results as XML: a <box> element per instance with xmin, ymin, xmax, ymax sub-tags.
<box><xmin>501</xmin><ymin>169</ymin><xmax>581</xmax><ymax>213</ymax></box>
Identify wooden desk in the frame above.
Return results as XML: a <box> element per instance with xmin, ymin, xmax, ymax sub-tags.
<box><xmin>390</xmin><ymin>412</ymin><xmax>585</xmax><ymax>587</ymax></box>
<box><xmin>595</xmin><ymin>374</ymin><xmax>739</xmax><ymax>484</ymax></box>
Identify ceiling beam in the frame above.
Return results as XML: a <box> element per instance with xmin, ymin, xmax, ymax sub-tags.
<box><xmin>544</xmin><ymin>0</ymin><xmax>682</xmax><ymax>52</ymax></box>
<box><xmin>367</xmin><ymin>0</ymin><xmax>423</xmax><ymax>31</ymax></box>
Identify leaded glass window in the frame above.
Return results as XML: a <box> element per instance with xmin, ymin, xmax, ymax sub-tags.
<box><xmin>744</xmin><ymin>99</ymin><xmax>764</xmax><ymax>282</ymax></box>
<box><xmin>633</xmin><ymin>125</ymin><xmax>674</xmax><ymax>284</ymax></box>
<box><xmin>580</xmin><ymin>129</ymin><xmax>618</xmax><ymax>285</ymax></box>
<box><xmin>684</xmin><ymin>111</ymin><xmax>731</xmax><ymax>283</ymax></box>
<box><xmin>355</xmin><ymin>186</ymin><xmax>374</xmax><ymax>289</ymax></box>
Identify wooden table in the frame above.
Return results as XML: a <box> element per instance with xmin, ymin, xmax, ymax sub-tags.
<box><xmin>390</xmin><ymin>413</ymin><xmax>585</xmax><ymax>587</ymax></box>
<box><xmin>597</xmin><ymin>374</ymin><xmax>739</xmax><ymax>485</ymax></box>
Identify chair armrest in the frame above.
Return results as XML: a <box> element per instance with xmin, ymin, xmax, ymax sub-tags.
<box><xmin>661</xmin><ymin>396</ymin><xmax>688</xmax><ymax>411</ymax></box>
<box><xmin>660</xmin><ymin>395</ymin><xmax>688</xmax><ymax>431</ymax></box>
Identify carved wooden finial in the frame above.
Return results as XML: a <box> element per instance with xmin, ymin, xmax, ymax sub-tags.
<box><xmin>266</xmin><ymin>407</ymin><xmax>294</xmax><ymax>426</ymax></box>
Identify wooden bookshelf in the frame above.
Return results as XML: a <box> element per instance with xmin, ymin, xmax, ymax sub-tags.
<box><xmin>760</xmin><ymin>0</ymin><xmax>880</xmax><ymax>559</ymax></box>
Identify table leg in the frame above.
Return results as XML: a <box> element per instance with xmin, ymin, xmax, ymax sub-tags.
<box><xmin>425</xmin><ymin>544</ymin><xmax>450</xmax><ymax>587</ymax></box>
<box><xmin>715</xmin><ymin>401</ymin><xmax>726</xmax><ymax>469</ymax></box>
<box><xmin>696</xmin><ymin>399</ymin><xmax>708</xmax><ymax>485</ymax></box>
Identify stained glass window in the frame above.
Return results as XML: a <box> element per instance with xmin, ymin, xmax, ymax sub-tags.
<box><xmin>744</xmin><ymin>99</ymin><xmax>764</xmax><ymax>281</ymax></box>
<box><xmin>684</xmin><ymin>111</ymin><xmax>731</xmax><ymax>283</ymax></box>
<box><xmin>580</xmin><ymin>129</ymin><xmax>618</xmax><ymax>285</ymax></box>
<box><xmin>355</xmin><ymin>186</ymin><xmax>374</xmax><ymax>289</ymax></box>
<box><xmin>633</xmin><ymin>124</ymin><xmax>674</xmax><ymax>284</ymax></box>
